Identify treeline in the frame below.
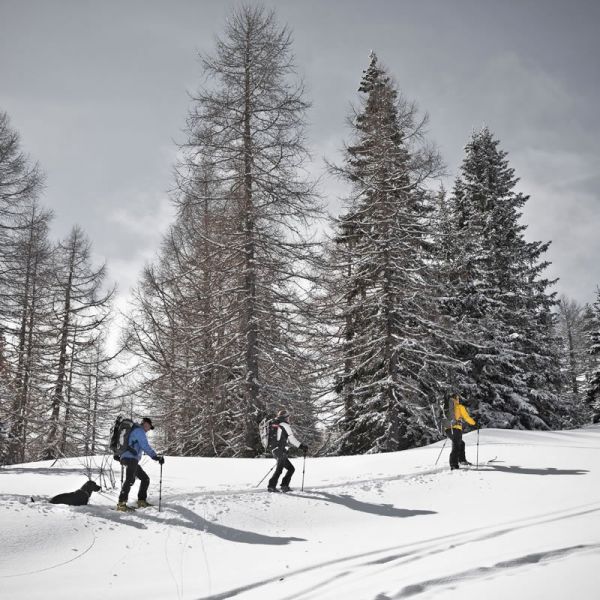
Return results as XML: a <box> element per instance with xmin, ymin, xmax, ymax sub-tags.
<box><xmin>2</xmin><ymin>5</ymin><xmax>599</xmax><ymax>464</ymax></box>
<box><xmin>0</xmin><ymin>112</ymin><xmax>118</xmax><ymax>465</ymax></box>
<box><xmin>556</xmin><ymin>295</ymin><xmax>600</xmax><ymax>424</ymax></box>
<box><xmin>123</xmin><ymin>6</ymin><xmax>599</xmax><ymax>457</ymax></box>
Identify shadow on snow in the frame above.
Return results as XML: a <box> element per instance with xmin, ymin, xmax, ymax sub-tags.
<box><xmin>484</xmin><ymin>465</ymin><xmax>588</xmax><ymax>476</ymax></box>
<box><xmin>288</xmin><ymin>491</ymin><xmax>437</xmax><ymax>518</ymax></box>
<box><xmin>136</xmin><ymin>504</ymin><xmax>306</xmax><ymax>545</ymax></box>
<box><xmin>0</xmin><ymin>466</ymin><xmax>87</xmax><ymax>476</ymax></box>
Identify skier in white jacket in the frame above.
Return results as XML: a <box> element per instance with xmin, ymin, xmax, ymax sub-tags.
<box><xmin>267</xmin><ymin>409</ymin><xmax>308</xmax><ymax>492</ymax></box>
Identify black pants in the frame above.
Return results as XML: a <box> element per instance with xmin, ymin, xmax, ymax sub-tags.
<box><xmin>268</xmin><ymin>449</ymin><xmax>295</xmax><ymax>488</ymax></box>
<box><xmin>447</xmin><ymin>428</ymin><xmax>467</xmax><ymax>468</ymax></box>
<box><xmin>119</xmin><ymin>458</ymin><xmax>150</xmax><ymax>502</ymax></box>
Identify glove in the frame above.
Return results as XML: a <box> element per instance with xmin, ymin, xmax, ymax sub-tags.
<box><xmin>113</xmin><ymin>454</ymin><xmax>120</xmax><ymax>462</ymax></box>
<box><xmin>155</xmin><ymin>455</ymin><xmax>165</xmax><ymax>465</ymax></box>
<box><xmin>300</xmin><ymin>443</ymin><xmax>308</xmax><ymax>453</ymax></box>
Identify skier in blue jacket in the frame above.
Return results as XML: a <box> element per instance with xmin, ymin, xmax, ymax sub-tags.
<box><xmin>117</xmin><ymin>417</ymin><xmax>164</xmax><ymax>511</ymax></box>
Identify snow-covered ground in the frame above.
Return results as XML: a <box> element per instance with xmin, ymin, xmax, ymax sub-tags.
<box><xmin>1</xmin><ymin>426</ymin><xmax>599</xmax><ymax>600</ymax></box>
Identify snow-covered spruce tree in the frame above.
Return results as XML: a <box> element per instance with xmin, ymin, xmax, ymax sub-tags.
<box><xmin>443</xmin><ymin>127</ymin><xmax>561</xmax><ymax>429</ymax></box>
<box><xmin>128</xmin><ymin>6</ymin><xmax>321</xmax><ymax>456</ymax></box>
<box><xmin>428</xmin><ymin>184</ymin><xmax>477</xmax><ymax>408</ymax></box>
<box><xmin>554</xmin><ymin>296</ymin><xmax>592</xmax><ymax>425</ymax></box>
<box><xmin>319</xmin><ymin>53</ymin><xmax>449</xmax><ymax>454</ymax></box>
<box><xmin>585</xmin><ymin>289</ymin><xmax>600</xmax><ymax>423</ymax></box>
<box><xmin>579</xmin><ymin>302</ymin><xmax>597</xmax><ymax>388</ymax></box>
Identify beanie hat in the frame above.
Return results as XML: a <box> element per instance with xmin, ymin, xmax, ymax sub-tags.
<box><xmin>141</xmin><ymin>417</ymin><xmax>155</xmax><ymax>430</ymax></box>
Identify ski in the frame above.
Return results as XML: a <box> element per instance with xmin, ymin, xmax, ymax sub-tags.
<box><xmin>450</xmin><ymin>457</ymin><xmax>499</xmax><ymax>470</ymax></box>
<box><xmin>114</xmin><ymin>505</ymin><xmax>136</xmax><ymax>513</ymax></box>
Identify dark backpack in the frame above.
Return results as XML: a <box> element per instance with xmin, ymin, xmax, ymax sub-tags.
<box><xmin>109</xmin><ymin>416</ymin><xmax>135</xmax><ymax>457</ymax></box>
<box><xmin>441</xmin><ymin>397</ymin><xmax>454</xmax><ymax>432</ymax></box>
<box><xmin>259</xmin><ymin>418</ymin><xmax>280</xmax><ymax>452</ymax></box>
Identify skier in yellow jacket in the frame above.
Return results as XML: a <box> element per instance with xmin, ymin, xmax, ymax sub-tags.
<box><xmin>446</xmin><ymin>394</ymin><xmax>476</xmax><ymax>470</ymax></box>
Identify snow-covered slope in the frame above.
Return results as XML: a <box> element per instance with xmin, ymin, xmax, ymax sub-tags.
<box><xmin>1</xmin><ymin>427</ymin><xmax>599</xmax><ymax>600</ymax></box>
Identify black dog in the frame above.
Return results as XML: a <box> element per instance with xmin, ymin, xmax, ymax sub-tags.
<box><xmin>49</xmin><ymin>480</ymin><xmax>102</xmax><ymax>506</ymax></box>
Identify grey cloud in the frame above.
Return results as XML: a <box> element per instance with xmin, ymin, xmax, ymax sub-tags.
<box><xmin>0</xmin><ymin>0</ymin><xmax>598</xmax><ymax>307</ymax></box>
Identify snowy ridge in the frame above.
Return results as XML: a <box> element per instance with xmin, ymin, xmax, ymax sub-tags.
<box><xmin>1</xmin><ymin>426</ymin><xmax>599</xmax><ymax>600</ymax></box>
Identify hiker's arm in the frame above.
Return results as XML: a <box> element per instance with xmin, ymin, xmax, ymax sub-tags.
<box><xmin>461</xmin><ymin>406</ymin><xmax>476</xmax><ymax>426</ymax></box>
<box><xmin>281</xmin><ymin>422</ymin><xmax>301</xmax><ymax>448</ymax></box>
<box><xmin>137</xmin><ymin>431</ymin><xmax>158</xmax><ymax>459</ymax></box>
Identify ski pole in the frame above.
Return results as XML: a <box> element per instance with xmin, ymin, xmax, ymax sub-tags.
<box><xmin>159</xmin><ymin>462</ymin><xmax>163</xmax><ymax>512</ymax></box>
<box><xmin>476</xmin><ymin>426</ymin><xmax>480</xmax><ymax>471</ymax></box>
<box><xmin>255</xmin><ymin>463</ymin><xmax>276</xmax><ymax>487</ymax></box>
<box><xmin>120</xmin><ymin>464</ymin><xmax>124</xmax><ymax>486</ymax></box>
<box><xmin>301</xmin><ymin>450</ymin><xmax>306</xmax><ymax>492</ymax></box>
<box><xmin>434</xmin><ymin>436</ymin><xmax>448</xmax><ymax>466</ymax></box>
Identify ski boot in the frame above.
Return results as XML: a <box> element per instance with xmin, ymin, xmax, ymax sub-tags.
<box><xmin>137</xmin><ymin>499</ymin><xmax>154</xmax><ymax>508</ymax></box>
<box><xmin>116</xmin><ymin>501</ymin><xmax>135</xmax><ymax>512</ymax></box>
<box><xmin>280</xmin><ymin>485</ymin><xmax>292</xmax><ymax>493</ymax></box>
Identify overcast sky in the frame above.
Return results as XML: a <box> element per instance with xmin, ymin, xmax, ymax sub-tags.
<box><xmin>1</xmin><ymin>0</ymin><xmax>599</xmax><ymax>314</ymax></box>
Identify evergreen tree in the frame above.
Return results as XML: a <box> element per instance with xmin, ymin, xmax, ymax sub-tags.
<box><xmin>554</xmin><ymin>296</ymin><xmax>592</xmax><ymax>425</ymax></box>
<box><xmin>443</xmin><ymin>128</ymin><xmax>561</xmax><ymax>429</ymax></box>
<box><xmin>319</xmin><ymin>53</ymin><xmax>447</xmax><ymax>454</ymax></box>
<box><xmin>429</xmin><ymin>184</ymin><xmax>474</xmax><ymax>403</ymax></box>
<box><xmin>585</xmin><ymin>289</ymin><xmax>600</xmax><ymax>423</ymax></box>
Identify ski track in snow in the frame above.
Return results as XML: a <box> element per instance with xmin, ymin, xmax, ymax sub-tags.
<box><xmin>163</xmin><ymin>464</ymin><xmax>456</xmax><ymax>503</ymax></box>
<box><xmin>192</xmin><ymin>500</ymin><xmax>600</xmax><ymax>600</ymax></box>
<box><xmin>387</xmin><ymin>544</ymin><xmax>600</xmax><ymax>599</ymax></box>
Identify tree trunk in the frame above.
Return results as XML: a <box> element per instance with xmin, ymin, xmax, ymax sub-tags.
<box><xmin>60</xmin><ymin>325</ymin><xmax>77</xmax><ymax>455</ymax></box>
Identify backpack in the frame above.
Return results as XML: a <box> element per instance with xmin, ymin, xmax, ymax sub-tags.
<box><xmin>109</xmin><ymin>416</ymin><xmax>135</xmax><ymax>457</ymax></box>
<box><xmin>259</xmin><ymin>418</ymin><xmax>280</xmax><ymax>452</ymax></box>
<box><xmin>441</xmin><ymin>397</ymin><xmax>455</xmax><ymax>432</ymax></box>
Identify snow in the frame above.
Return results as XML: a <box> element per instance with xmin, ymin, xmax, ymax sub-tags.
<box><xmin>1</xmin><ymin>426</ymin><xmax>599</xmax><ymax>600</ymax></box>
